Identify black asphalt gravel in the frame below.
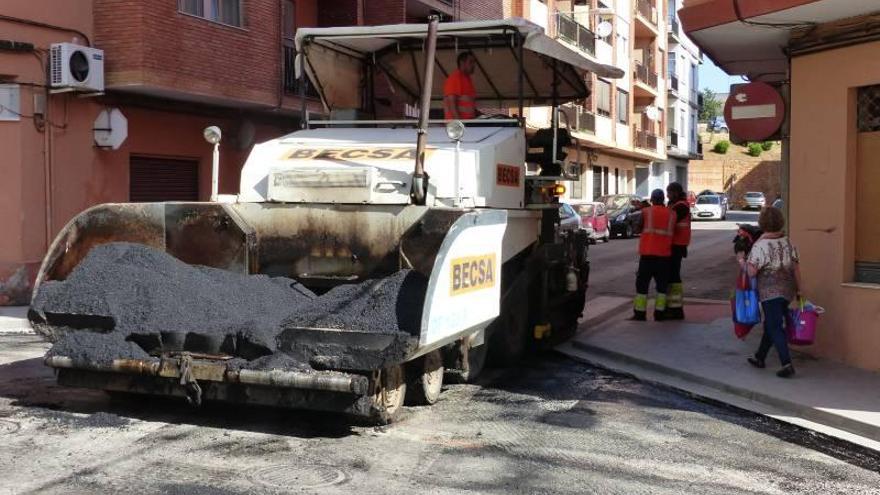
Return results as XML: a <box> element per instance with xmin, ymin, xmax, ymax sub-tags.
<box><xmin>30</xmin><ymin>243</ymin><xmax>427</xmax><ymax>370</ymax></box>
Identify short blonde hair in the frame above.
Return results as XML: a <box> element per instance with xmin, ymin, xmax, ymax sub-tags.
<box><xmin>759</xmin><ymin>207</ymin><xmax>785</xmax><ymax>232</ymax></box>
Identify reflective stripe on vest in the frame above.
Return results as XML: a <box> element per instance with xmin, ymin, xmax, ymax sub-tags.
<box><xmin>444</xmin><ymin>71</ymin><xmax>477</xmax><ymax>119</ymax></box>
<box><xmin>639</xmin><ymin>205</ymin><xmax>674</xmax><ymax>257</ymax></box>
<box><xmin>671</xmin><ymin>200</ymin><xmax>692</xmax><ymax>247</ymax></box>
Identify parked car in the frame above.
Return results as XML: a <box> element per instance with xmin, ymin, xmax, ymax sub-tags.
<box><xmin>698</xmin><ymin>189</ymin><xmax>729</xmax><ymax>207</ymax></box>
<box><xmin>743</xmin><ymin>191</ymin><xmax>766</xmax><ymax>210</ymax></box>
<box><xmin>558</xmin><ymin>202</ymin><xmax>588</xmax><ymax>235</ymax></box>
<box><xmin>693</xmin><ymin>194</ymin><xmax>727</xmax><ymax>220</ymax></box>
<box><xmin>598</xmin><ymin>194</ymin><xmax>643</xmax><ymax>238</ymax></box>
<box><xmin>709</xmin><ymin>116</ymin><xmax>729</xmax><ymax>133</ymax></box>
<box><xmin>573</xmin><ymin>202</ymin><xmax>610</xmax><ymax>243</ymax></box>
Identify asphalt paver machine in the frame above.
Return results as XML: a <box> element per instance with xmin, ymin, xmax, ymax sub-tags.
<box><xmin>30</xmin><ymin>18</ymin><xmax>623</xmax><ymax>422</ymax></box>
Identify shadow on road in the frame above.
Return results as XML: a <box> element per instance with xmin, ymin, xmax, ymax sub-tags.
<box><xmin>0</xmin><ymin>356</ymin><xmax>356</xmax><ymax>439</ymax></box>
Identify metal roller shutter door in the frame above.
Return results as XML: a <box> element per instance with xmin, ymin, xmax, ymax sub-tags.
<box><xmin>129</xmin><ymin>156</ymin><xmax>200</xmax><ymax>202</ymax></box>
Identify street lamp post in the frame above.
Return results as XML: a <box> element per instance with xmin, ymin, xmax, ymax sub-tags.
<box><xmin>203</xmin><ymin>126</ymin><xmax>222</xmax><ymax>202</ymax></box>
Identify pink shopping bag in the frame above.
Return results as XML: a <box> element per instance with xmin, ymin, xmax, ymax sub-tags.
<box><xmin>786</xmin><ymin>299</ymin><xmax>824</xmax><ymax>346</ymax></box>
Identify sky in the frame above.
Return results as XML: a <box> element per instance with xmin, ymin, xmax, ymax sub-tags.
<box><xmin>699</xmin><ymin>57</ymin><xmax>741</xmax><ymax>94</ymax></box>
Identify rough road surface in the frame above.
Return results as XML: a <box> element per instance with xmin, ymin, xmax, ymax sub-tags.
<box><xmin>1</xmin><ymin>334</ymin><xmax>878</xmax><ymax>495</ymax></box>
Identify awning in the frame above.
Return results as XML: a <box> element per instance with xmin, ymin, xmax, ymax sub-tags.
<box><xmin>679</xmin><ymin>0</ymin><xmax>880</xmax><ymax>83</ymax></box>
<box><xmin>294</xmin><ymin>18</ymin><xmax>624</xmax><ymax>111</ymax></box>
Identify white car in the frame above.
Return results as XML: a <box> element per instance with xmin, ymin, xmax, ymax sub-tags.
<box><xmin>693</xmin><ymin>194</ymin><xmax>727</xmax><ymax>220</ymax></box>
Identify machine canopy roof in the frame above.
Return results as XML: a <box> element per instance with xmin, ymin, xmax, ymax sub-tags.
<box><xmin>294</xmin><ymin>18</ymin><xmax>624</xmax><ymax>111</ymax></box>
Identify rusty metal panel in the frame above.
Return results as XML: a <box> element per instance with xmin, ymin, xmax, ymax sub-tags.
<box><xmin>231</xmin><ymin>203</ymin><xmax>435</xmax><ymax>282</ymax></box>
<box><xmin>36</xmin><ymin>203</ymin><xmax>166</xmax><ymax>290</ymax></box>
<box><xmin>164</xmin><ymin>203</ymin><xmax>249</xmax><ymax>274</ymax></box>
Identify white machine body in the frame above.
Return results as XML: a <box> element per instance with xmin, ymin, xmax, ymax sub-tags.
<box><xmin>239</xmin><ymin>126</ymin><xmax>526</xmax><ymax>210</ymax></box>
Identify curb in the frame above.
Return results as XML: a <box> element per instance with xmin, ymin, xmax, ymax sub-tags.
<box><xmin>562</xmin><ymin>339</ymin><xmax>880</xmax><ymax>451</ymax></box>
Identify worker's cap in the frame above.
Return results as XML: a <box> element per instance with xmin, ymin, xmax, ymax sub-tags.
<box><xmin>650</xmin><ymin>189</ymin><xmax>665</xmax><ymax>203</ymax></box>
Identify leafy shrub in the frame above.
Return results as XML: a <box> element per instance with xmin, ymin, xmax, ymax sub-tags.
<box><xmin>713</xmin><ymin>140</ymin><xmax>730</xmax><ymax>154</ymax></box>
<box><xmin>761</xmin><ymin>141</ymin><xmax>774</xmax><ymax>151</ymax></box>
<box><xmin>747</xmin><ymin>143</ymin><xmax>763</xmax><ymax>157</ymax></box>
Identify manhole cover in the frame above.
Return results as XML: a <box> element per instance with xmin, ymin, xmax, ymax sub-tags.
<box><xmin>0</xmin><ymin>419</ymin><xmax>21</xmax><ymax>435</ymax></box>
<box><xmin>248</xmin><ymin>463</ymin><xmax>347</xmax><ymax>490</ymax></box>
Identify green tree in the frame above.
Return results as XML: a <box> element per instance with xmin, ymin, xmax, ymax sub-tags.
<box><xmin>699</xmin><ymin>88</ymin><xmax>721</xmax><ymax>122</ymax></box>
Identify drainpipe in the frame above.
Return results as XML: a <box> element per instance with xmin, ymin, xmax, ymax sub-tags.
<box><xmin>43</xmin><ymin>86</ymin><xmax>53</xmax><ymax>249</ymax></box>
<box><xmin>780</xmin><ymin>68</ymin><xmax>791</xmax><ymax>225</ymax></box>
<box><xmin>411</xmin><ymin>16</ymin><xmax>439</xmax><ymax>205</ymax></box>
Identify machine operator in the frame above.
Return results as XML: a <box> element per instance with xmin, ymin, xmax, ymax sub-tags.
<box><xmin>444</xmin><ymin>51</ymin><xmax>477</xmax><ymax>120</ymax></box>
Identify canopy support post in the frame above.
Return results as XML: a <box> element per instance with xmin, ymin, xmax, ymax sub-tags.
<box><xmin>412</xmin><ymin>16</ymin><xmax>439</xmax><ymax>206</ymax></box>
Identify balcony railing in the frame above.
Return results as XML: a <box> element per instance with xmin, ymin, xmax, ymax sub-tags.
<box><xmin>634</xmin><ymin>62</ymin><xmax>658</xmax><ymax>89</ymax></box>
<box><xmin>634</xmin><ymin>128</ymin><xmax>658</xmax><ymax>151</ymax></box>
<box><xmin>668</xmin><ymin>131</ymin><xmax>678</xmax><ymax>147</ymax></box>
<box><xmin>669</xmin><ymin>75</ymin><xmax>679</xmax><ymax>93</ymax></box>
<box><xmin>284</xmin><ymin>45</ymin><xmax>318</xmax><ymax>97</ymax></box>
<box><xmin>636</xmin><ymin>0</ymin><xmax>657</xmax><ymax>25</ymax></box>
<box><xmin>668</xmin><ymin>17</ymin><xmax>680</xmax><ymax>36</ymax></box>
<box><xmin>556</xmin><ymin>12</ymin><xmax>596</xmax><ymax>56</ymax></box>
<box><xmin>561</xmin><ymin>104</ymin><xmax>596</xmax><ymax>134</ymax></box>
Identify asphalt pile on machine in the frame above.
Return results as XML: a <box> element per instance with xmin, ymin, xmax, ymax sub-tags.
<box><xmin>30</xmin><ymin>242</ymin><xmax>427</xmax><ymax>370</ymax></box>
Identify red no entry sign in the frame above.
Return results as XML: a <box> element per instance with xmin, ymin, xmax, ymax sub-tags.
<box><xmin>724</xmin><ymin>82</ymin><xmax>784</xmax><ymax>141</ymax></box>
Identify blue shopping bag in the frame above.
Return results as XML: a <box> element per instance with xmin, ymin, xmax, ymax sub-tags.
<box><xmin>734</xmin><ymin>271</ymin><xmax>761</xmax><ymax>325</ymax></box>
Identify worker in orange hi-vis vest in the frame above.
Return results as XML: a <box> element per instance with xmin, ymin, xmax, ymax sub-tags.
<box><xmin>443</xmin><ymin>51</ymin><xmax>477</xmax><ymax>120</ymax></box>
<box><xmin>631</xmin><ymin>189</ymin><xmax>676</xmax><ymax>321</ymax></box>
<box><xmin>665</xmin><ymin>182</ymin><xmax>692</xmax><ymax>320</ymax></box>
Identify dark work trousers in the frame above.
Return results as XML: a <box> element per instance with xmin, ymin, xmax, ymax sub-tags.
<box><xmin>756</xmin><ymin>297</ymin><xmax>792</xmax><ymax>366</ymax></box>
<box><xmin>636</xmin><ymin>256</ymin><xmax>670</xmax><ymax>296</ymax></box>
<box><xmin>669</xmin><ymin>245</ymin><xmax>687</xmax><ymax>285</ymax></box>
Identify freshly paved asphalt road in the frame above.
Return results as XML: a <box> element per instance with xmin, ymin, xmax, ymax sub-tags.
<box><xmin>2</xmin><ymin>209</ymin><xmax>879</xmax><ymax>494</ymax></box>
<box><xmin>2</xmin><ymin>338</ymin><xmax>879</xmax><ymax>492</ymax></box>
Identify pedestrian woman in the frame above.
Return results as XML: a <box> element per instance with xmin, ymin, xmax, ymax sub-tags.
<box><xmin>737</xmin><ymin>207</ymin><xmax>801</xmax><ymax>378</ymax></box>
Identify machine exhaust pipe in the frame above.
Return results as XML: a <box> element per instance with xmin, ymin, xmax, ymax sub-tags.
<box><xmin>412</xmin><ymin>16</ymin><xmax>440</xmax><ymax>205</ymax></box>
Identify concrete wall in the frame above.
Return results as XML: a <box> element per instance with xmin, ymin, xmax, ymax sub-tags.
<box><xmin>790</xmin><ymin>40</ymin><xmax>880</xmax><ymax>371</ymax></box>
<box><xmin>687</xmin><ymin>158</ymin><xmax>781</xmax><ymax>206</ymax></box>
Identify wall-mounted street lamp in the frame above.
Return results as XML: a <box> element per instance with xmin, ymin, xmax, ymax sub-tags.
<box><xmin>203</xmin><ymin>126</ymin><xmax>222</xmax><ymax>202</ymax></box>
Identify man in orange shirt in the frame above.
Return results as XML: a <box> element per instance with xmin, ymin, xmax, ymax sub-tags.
<box><xmin>632</xmin><ymin>189</ymin><xmax>675</xmax><ymax>321</ymax></box>
<box><xmin>444</xmin><ymin>51</ymin><xmax>477</xmax><ymax>120</ymax></box>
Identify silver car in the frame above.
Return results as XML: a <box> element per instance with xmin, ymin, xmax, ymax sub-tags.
<box><xmin>743</xmin><ymin>192</ymin><xmax>766</xmax><ymax>210</ymax></box>
<box><xmin>559</xmin><ymin>203</ymin><xmax>591</xmax><ymax>236</ymax></box>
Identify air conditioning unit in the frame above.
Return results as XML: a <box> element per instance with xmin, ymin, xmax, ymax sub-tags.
<box><xmin>50</xmin><ymin>43</ymin><xmax>104</xmax><ymax>92</ymax></box>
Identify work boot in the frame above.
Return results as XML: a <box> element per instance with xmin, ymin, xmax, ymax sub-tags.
<box><xmin>665</xmin><ymin>307</ymin><xmax>685</xmax><ymax>320</ymax></box>
<box><xmin>629</xmin><ymin>310</ymin><xmax>647</xmax><ymax>321</ymax></box>
<box><xmin>631</xmin><ymin>293</ymin><xmax>648</xmax><ymax>321</ymax></box>
<box><xmin>654</xmin><ymin>293</ymin><xmax>668</xmax><ymax>321</ymax></box>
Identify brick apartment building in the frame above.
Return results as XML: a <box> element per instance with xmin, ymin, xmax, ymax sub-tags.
<box><xmin>0</xmin><ymin>0</ymin><xmax>500</xmax><ymax>304</ymax></box>
<box><xmin>509</xmin><ymin>0</ymin><xmax>676</xmax><ymax>204</ymax></box>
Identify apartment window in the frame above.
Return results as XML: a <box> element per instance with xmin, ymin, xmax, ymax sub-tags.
<box><xmin>282</xmin><ymin>0</ymin><xmax>295</xmax><ymax>41</ymax></box>
<box><xmin>616</xmin><ymin>89</ymin><xmax>629</xmax><ymax>124</ymax></box>
<box><xmin>602</xmin><ymin>166</ymin><xmax>610</xmax><ymax>195</ymax></box>
<box><xmin>617</xmin><ymin>31</ymin><xmax>629</xmax><ymax>63</ymax></box>
<box><xmin>570</xmin><ymin>168</ymin><xmax>584</xmax><ymax>200</ymax></box>
<box><xmin>179</xmin><ymin>0</ymin><xmax>243</xmax><ymax>27</ymax></box>
<box><xmin>855</xmin><ymin>84</ymin><xmax>880</xmax><ymax>283</ymax></box>
<box><xmin>596</xmin><ymin>79</ymin><xmax>612</xmax><ymax>117</ymax></box>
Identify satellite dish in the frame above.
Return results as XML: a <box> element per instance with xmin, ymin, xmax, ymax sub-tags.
<box><xmin>644</xmin><ymin>106</ymin><xmax>660</xmax><ymax>121</ymax></box>
<box><xmin>596</xmin><ymin>21</ymin><xmax>613</xmax><ymax>38</ymax></box>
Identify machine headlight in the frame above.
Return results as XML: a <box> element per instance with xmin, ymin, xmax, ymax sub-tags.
<box><xmin>446</xmin><ymin>120</ymin><xmax>465</xmax><ymax>141</ymax></box>
<box><xmin>616</xmin><ymin>214</ymin><xmax>626</xmax><ymax>222</ymax></box>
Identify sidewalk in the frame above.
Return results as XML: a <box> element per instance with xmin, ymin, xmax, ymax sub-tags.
<box><xmin>0</xmin><ymin>307</ymin><xmax>33</xmax><ymax>335</ymax></box>
<box><xmin>558</xmin><ymin>296</ymin><xmax>880</xmax><ymax>452</ymax></box>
